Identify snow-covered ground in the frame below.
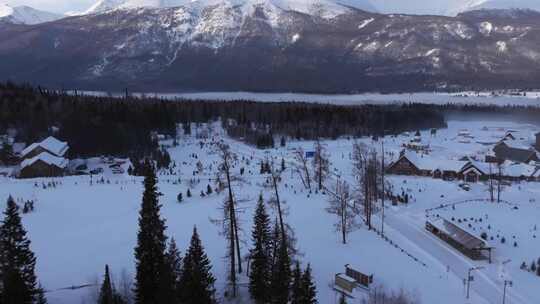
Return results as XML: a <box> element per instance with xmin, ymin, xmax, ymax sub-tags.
<box><xmin>0</xmin><ymin>119</ymin><xmax>539</xmax><ymax>304</ymax></box>
<box><xmin>74</xmin><ymin>91</ymin><xmax>540</xmax><ymax>107</ymax></box>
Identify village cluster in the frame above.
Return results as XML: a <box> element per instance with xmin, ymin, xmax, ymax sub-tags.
<box><xmin>387</xmin><ymin>128</ymin><xmax>540</xmax><ymax>183</ymax></box>
<box><xmin>1</xmin><ymin>120</ymin><xmax>540</xmax><ymax>304</ymax></box>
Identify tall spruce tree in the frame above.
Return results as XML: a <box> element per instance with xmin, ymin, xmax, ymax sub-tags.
<box><xmin>301</xmin><ymin>264</ymin><xmax>317</xmax><ymax>304</ymax></box>
<box><xmin>270</xmin><ymin>239</ymin><xmax>291</xmax><ymax>304</ymax></box>
<box><xmin>164</xmin><ymin>238</ymin><xmax>183</xmax><ymax>303</ymax></box>
<box><xmin>35</xmin><ymin>284</ymin><xmax>47</xmax><ymax>304</ymax></box>
<box><xmin>290</xmin><ymin>262</ymin><xmax>304</xmax><ymax>304</ymax></box>
<box><xmin>249</xmin><ymin>195</ymin><xmax>272</xmax><ymax>303</ymax></box>
<box><xmin>0</xmin><ymin>196</ymin><xmax>39</xmax><ymax>304</ymax></box>
<box><xmin>133</xmin><ymin>161</ymin><xmax>170</xmax><ymax>304</ymax></box>
<box><xmin>180</xmin><ymin>227</ymin><xmax>216</xmax><ymax>304</ymax></box>
<box><xmin>98</xmin><ymin>265</ymin><xmax>114</xmax><ymax>304</ymax></box>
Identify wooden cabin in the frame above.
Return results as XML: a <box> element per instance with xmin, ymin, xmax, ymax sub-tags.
<box><xmin>19</xmin><ymin>152</ymin><xmax>67</xmax><ymax>178</ymax></box>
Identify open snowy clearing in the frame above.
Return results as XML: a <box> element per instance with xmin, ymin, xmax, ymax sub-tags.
<box><xmin>0</xmin><ymin>119</ymin><xmax>539</xmax><ymax>304</ymax></box>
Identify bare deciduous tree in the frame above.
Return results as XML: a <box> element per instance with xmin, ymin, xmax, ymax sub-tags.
<box><xmin>352</xmin><ymin>142</ymin><xmax>383</xmax><ymax>230</ymax></box>
<box><xmin>312</xmin><ymin>140</ymin><xmax>330</xmax><ymax>190</ymax></box>
<box><xmin>326</xmin><ymin>179</ymin><xmax>360</xmax><ymax>244</ymax></box>
<box><xmin>214</xmin><ymin>143</ymin><xmax>244</xmax><ymax>298</ymax></box>
<box><xmin>362</xmin><ymin>284</ymin><xmax>421</xmax><ymax>304</ymax></box>
<box><xmin>293</xmin><ymin>147</ymin><xmax>312</xmax><ymax>191</ymax></box>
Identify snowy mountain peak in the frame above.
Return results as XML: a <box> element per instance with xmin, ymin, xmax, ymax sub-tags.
<box><xmin>0</xmin><ymin>4</ymin><xmax>64</xmax><ymax>25</ymax></box>
<box><xmin>82</xmin><ymin>0</ymin><xmax>377</xmax><ymax>16</ymax></box>
<box><xmin>449</xmin><ymin>0</ymin><xmax>540</xmax><ymax>15</ymax></box>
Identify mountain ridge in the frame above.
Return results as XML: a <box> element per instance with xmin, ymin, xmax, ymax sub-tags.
<box><xmin>1</xmin><ymin>6</ymin><xmax>540</xmax><ymax>93</ymax></box>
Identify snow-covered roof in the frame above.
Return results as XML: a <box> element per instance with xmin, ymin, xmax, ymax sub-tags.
<box><xmin>429</xmin><ymin>218</ymin><xmax>489</xmax><ymax>250</ymax></box>
<box><xmin>461</xmin><ymin>158</ymin><xmax>490</xmax><ymax>175</ymax></box>
<box><xmin>21</xmin><ymin>136</ymin><xmax>69</xmax><ymax>158</ymax></box>
<box><xmin>20</xmin><ymin>152</ymin><xmax>68</xmax><ymax>170</ymax></box>
<box><xmin>502</xmin><ymin>161</ymin><xmax>538</xmax><ymax>177</ymax></box>
<box><xmin>401</xmin><ymin>152</ymin><xmax>467</xmax><ymax>172</ymax></box>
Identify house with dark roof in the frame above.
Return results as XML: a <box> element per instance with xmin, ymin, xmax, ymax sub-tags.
<box><xmin>493</xmin><ymin>142</ymin><xmax>538</xmax><ymax>164</ymax></box>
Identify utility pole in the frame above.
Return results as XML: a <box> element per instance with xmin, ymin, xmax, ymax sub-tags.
<box><xmin>503</xmin><ymin>280</ymin><xmax>513</xmax><ymax>304</ymax></box>
<box><xmin>466</xmin><ymin>266</ymin><xmax>484</xmax><ymax>299</ymax></box>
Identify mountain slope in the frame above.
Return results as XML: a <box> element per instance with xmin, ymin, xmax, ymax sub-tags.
<box><xmin>82</xmin><ymin>0</ymin><xmax>377</xmax><ymax>15</ymax></box>
<box><xmin>0</xmin><ymin>4</ymin><xmax>64</xmax><ymax>25</ymax></box>
<box><xmin>1</xmin><ymin>6</ymin><xmax>540</xmax><ymax>93</ymax></box>
<box><xmin>450</xmin><ymin>0</ymin><xmax>540</xmax><ymax>15</ymax></box>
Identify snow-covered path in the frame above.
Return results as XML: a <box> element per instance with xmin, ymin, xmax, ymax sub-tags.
<box><xmin>383</xmin><ymin>209</ymin><xmax>531</xmax><ymax>304</ymax></box>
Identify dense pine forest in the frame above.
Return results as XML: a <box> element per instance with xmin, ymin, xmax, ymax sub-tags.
<box><xmin>2</xmin><ymin>82</ymin><xmax>539</xmax><ymax>160</ymax></box>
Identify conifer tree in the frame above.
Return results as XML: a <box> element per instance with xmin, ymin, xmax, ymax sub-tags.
<box><xmin>270</xmin><ymin>239</ymin><xmax>291</xmax><ymax>304</ymax></box>
<box><xmin>249</xmin><ymin>195</ymin><xmax>272</xmax><ymax>303</ymax></box>
<box><xmin>35</xmin><ymin>284</ymin><xmax>47</xmax><ymax>304</ymax></box>
<box><xmin>290</xmin><ymin>262</ymin><xmax>304</xmax><ymax>304</ymax></box>
<box><xmin>301</xmin><ymin>264</ymin><xmax>317</xmax><ymax>304</ymax></box>
<box><xmin>133</xmin><ymin>161</ymin><xmax>170</xmax><ymax>304</ymax></box>
<box><xmin>98</xmin><ymin>265</ymin><xmax>114</xmax><ymax>304</ymax></box>
<box><xmin>0</xmin><ymin>196</ymin><xmax>39</xmax><ymax>304</ymax></box>
<box><xmin>164</xmin><ymin>238</ymin><xmax>183</xmax><ymax>302</ymax></box>
<box><xmin>180</xmin><ymin>227</ymin><xmax>216</xmax><ymax>304</ymax></box>
<box><xmin>338</xmin><ymin>294</ymin><xmax>347</xmax><ymax>304</ymax></box>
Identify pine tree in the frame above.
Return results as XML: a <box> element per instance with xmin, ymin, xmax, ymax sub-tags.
<box><xmin>133</xmin><ymin>162</ymin><xmax>170</xmax><ymax>304</ymax></box>
<box><xmin>270</xmin><ymin>239</ymin><xmax>291</xmax><ymax>304</ymax></box>
<box><xmin>290</xmin><ymin>262</ymin><xmax>304</xmax><ymax>304</ymax></box>
<box><xmin>35</xmin><ymin>284</ymin><xmax>47</xmax><ymax>304</ymax></box>
<box><xmin>187</xmin><ymin>189</ymin><xmax>192</xmax><ymax>198</ymax></box>
<box><xmin>0</xmin><ymin>196</ymin><xmax>39</xmax><ymax>304</ymax></box>
<box><xmin>98</xmin><ymin>265</ymin><xmax>114</xmax><ymax>304</ymax></box>
<box><xmin>164</xmin><ymin>238</ymin><xmax>183</xmax><ymax>302</ymax></box>
<box><xmin>249</xmin><ymin>196</ymin><xmax>272</xmax><ymax>303</ymax></box>
<box><xmin>301</xmin><ymin>264</ymin><xmax>317</xmax><ymax>304</ymax></box>
<box><xmin>338</xmin><ymin>294</ymin><xmax>347</xmax><ymax>304</ymax></box>
<box><xmin>180</xmin><ymin>227</ymin><xmax>216</xmax><ymax>304</ymax></box>
<box><xmin>531</xmin><ymin>260</ymin><xmax>537</xmax><ymax>273</ymax></box>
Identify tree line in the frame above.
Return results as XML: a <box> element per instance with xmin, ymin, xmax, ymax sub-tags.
<box><xmin>0</xmin><ymin>83</ymin><xmax>448</xmax><ymax>156</ymax></box>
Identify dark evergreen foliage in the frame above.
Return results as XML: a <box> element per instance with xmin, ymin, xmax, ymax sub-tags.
<box><xmin>180</xmin><ymin>227</ymin><xmax>216</xmax><ymax>304</ymax></box>
<box><xmin>270</xmin><ymin>239</ymin><xmax>291</xmax><ymax>304</ymax></box>
<box><xmin>0</xmin><ymin>83</ymin><xmax>452</xmax><ymax>155</ymax></box>
<box><xmin>98</xmin><ymin>265</ymin><xmax>115</xmax><ymax>304</ymax></box>
<box><xmin>301</xmin><ymin>264</ymin><xmax>317</xmax><ymax>304</ymax></box>
<box><xmin>133</xmin><ymin>162</ymin><xmax>170</xmax><ymax>304</ymax></box>
<box><xmin>290</xmin><ymin>262</ymin><xmax>304</xmax><ymax>304</ymax></box>
<box><xmin>0</xmin><ymin>196</ymin><xmax>39</xmax><ymax>304</ymax></box>
<box><xmin>163</xmin><ymin>239</ymin><xmax>183</xmax><ymax>304</ymax></box>
<box><xmin>249</xmin><ymin>196</ymin><xmax>272</xmax><ymax>303</ymax></box>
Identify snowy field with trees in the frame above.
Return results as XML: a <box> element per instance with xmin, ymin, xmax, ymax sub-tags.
<box><xmin>1</xmin><ymin>118</ymin><xmax>539</xmax><ymax>304</ymax></box>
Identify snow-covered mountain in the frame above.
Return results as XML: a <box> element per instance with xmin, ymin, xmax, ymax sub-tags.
<box><xmin>0</xmin><ymin>4</ymin><xmax>64</xmax><ymax>25</ymax></box>
<box><xmin>1</xmin><ymin>4</ymin><xmax>540</xmax><ymax>92</ymax></box>
<box><xmin>82</xmin><ymin>0</ymin><xmax>377</xmax><ymax>15</ymax></box>
<box><xmin>450</xmin><ymin>0</ymin><xmax>540</xmax><ymax>15</ymax></box>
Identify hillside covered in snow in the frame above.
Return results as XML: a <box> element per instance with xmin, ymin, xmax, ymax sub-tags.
<box><xmin>0</xmin><ymin>4</ymin><xmax>64</xmax><ymax>25</ymax></box>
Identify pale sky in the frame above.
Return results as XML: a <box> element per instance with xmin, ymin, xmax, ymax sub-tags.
<box><xmin>0</xmin><ymin>0</ymin><xmax>480</xmax><ymax>15</ymax></box>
